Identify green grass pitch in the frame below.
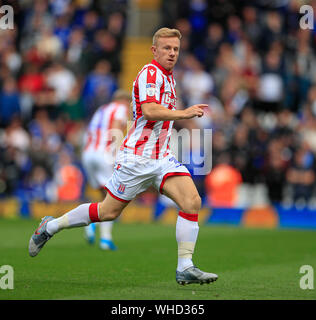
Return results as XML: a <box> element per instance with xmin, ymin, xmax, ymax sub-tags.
<box><xmin>0</xmin><ymin>218</ymin><xmax>316</xmax><ymax>300</ymax></box>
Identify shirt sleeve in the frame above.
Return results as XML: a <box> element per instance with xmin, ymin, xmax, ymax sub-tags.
<box><xmin>138</xmin><ymin>65</ymin><xmax>162</xmax><ymax>104</ymax></box>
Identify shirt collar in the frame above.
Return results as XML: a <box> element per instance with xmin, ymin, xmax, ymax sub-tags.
<box><xmin>151</xmin><ymin>59</ymin><xmax>173</xmax><ymax>76</ymax></box>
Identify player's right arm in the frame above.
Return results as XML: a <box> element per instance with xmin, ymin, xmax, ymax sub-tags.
<box><xmin>141</xmin><ymin>102</ymin><xmax>207</xmax><ymax>121</ymax></box>
<box><xmin>137</xmin><ymin>65</ymin><xmax>207</xmax><ymax>121</ymax></box>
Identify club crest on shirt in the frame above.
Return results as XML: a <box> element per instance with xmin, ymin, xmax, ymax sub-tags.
<box><xmin>146</xmin><ymin>83</ymin><xmax>156</xmax><ymax>96</ymax></box>
<box><xmin>117</xmin><ymin>183</ymin><xmax>126</xmax><ymax>194</ymax></box>
<box><xmin>146</xmin><ymin>87</ymin><xmax>156</xmax><ymax>97</ymax></box>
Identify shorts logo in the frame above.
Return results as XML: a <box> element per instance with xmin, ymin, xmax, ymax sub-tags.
<box><xmin>116</xmin><ymin>163</ymin><xmax>121</xmax><ymax>170</ymax></box>
<box><xmin>117</xmin><ymin>183</ymin><xmax>126</xmax><ymax>194</ymax></box>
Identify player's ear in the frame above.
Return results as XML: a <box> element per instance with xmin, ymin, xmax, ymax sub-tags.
<box><xmin>151</xmin><ymin>45</ymin><xmax>156</xmax><ymax>55</ymax></box>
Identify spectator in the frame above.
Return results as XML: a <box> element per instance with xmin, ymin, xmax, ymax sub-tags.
<box><xmin>297</xmin><ymin>85</ymin><xmax>316</xmax><ymax>154</ymax></box>
<box><xmin>22</xmin><ymin>0</ymin><xmax>54</xmax><ymax>52</ymax></box>
<box><xmin>49</xmin><ymin>0</ymin><xmax>71</xmax><ymax>17</ymax></box>
<box><xmin>293</xmin><ymin>29</ymin><xmax>316</xmax><ymax>84</ymax></box>
<box><xmin>2</xmin><ymin>45</ymin><xmax>22</xmax><ymax>76</ymax></box>
<box><xmin>259</xmin><ymin>10</ymin><xmax>284</xmax><ymax>53</ymax></box>
<box><xmin>53</xmin><ymin>14</ymin><xmax>72</xmax><ymax>50</ymax></box>
<box><xmin>66</xmin><ymin>27</ymin><xmax>86</xmax><ymax>73</ymax></box>
<box><xmin>36</xmin><ymin>26</ymin><xmax>63</xmax><ymax>61</ymax></box>
<box><xmin>18</xmin><ymin>63</ymin><xmax>45</xmax><ymax>122</ymax></box>
<box><xmin>187</xmin><ymin>0</ymin><xmax>209</xmax><ymax>48</ymax></box>
<box><xmin>107</xmin><ymin>12</ymin><xmax>126</xmax><ymax>51</ymax></box>
<box><xmin>94</xmin><ymin>29</ymin><xmax>121</xmax><ymax>74</ymax></box>
<box><xmin>242</xmin><ymin>6</ymin><xmax>262</xmax><ymax>48</ymax></box>
<box><xmin>257</xmin><ymin>48</ymin><xmax>285</xmax><ymax>112</ymax></box>
<box><xmin>54</xmin><ymin>150</ymin><xmax>84</xmax><ymax>201</ymax></box>
<box><xmin>226</xmin><ymin>15</ymin><xmax>243</xmax><ymax>46</ymax></box>
<box><xmin>3</xmin><ymin>117</ymin><xmax>30</xmax><ymax>152</ymax></box>
<box><xmin>45</xmin><ymin>62</ymin><xmax>76</xmax><ymax>104</ymax></box>
<box><xmin>22</xmin><ymin>165</ymin><xmax>52</xmax><ymax>202</ymax></box>
<box><xmin>181</xmin><ymin>54</ymin><xmax>214</xmax><ymax>106</ymax></box>
<box><xmin>205</xmin><ymin>153</ymin><xmax>242</xmax><ymax>208</ymax></box>
<box><xmin>263</xmin><ymin>138</ymin><xmax>288</xmax><ymax>204</ymax></box>
<box><xmin>82</xmin><ymin>59</ymin><xmax>118</xmax><ymax>118</ymax></box>
<box><xmin>229</xmin><ymin>124</ymin><xmax>254</xmax><ymax>183</ymax></box>
<box><xmin>0</xmin><ymin>77</ymin><xmax>21</xmax><ymax>127</ymax></box>
<box><xmin>0</xmin><ymin>146</ymin><xmax>22</xmax><ymax>196</ymax></box>
<box><xmin>82</xmin><ymin>10</ymin><xmax>103</xmax><ymax>43</ymax></box>
<box><xmin>203</xmin><ymin>23</ymin><xmax>224</xmax><ymax>71</ymax></box>
<box><xmin>212</xmin><ymin>130</ymin><xmax>229</xmax><ymax>167</ymax></box>
<box><xmin>286</xmin><ymin>147</ymin><xmax>316</xmax><ymax>204</ymax></box>
<box><xmin>19</xmin><ymin>63</ymin><xmax>45</xmax><ymax>96</ymax></box>
<box><xmin>58</xmin><ymin>83</ymin><xmax>85</xmax><ymax>121</ymax></box>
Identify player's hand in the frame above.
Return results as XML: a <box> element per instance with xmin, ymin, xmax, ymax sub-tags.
<box><xmin>182</xmin><ymin>104</ymin><xmax>208</xmax><ymax>119</ymax></box>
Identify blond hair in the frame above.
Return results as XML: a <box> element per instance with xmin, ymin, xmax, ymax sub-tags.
<box><xmin>152</xmin><ymin>27</ymin><xmax>182</xmax><ymax>46</ymax></box>
<box><xmin>112</xmin><ymin>89</ymin><xmax>132</xmax><ymax>102</ymax></box>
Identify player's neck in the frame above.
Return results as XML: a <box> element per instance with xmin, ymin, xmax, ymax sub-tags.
<box><xmin>151</xmin><ymin>59</ymin><xmax>173</xmax><ymax>76</ymax></box>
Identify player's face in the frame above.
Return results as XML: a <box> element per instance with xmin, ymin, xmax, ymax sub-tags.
<box><xmin>152</xmin><ymin>37</ymin><xmax>180</xmax><ymax>71</ymax></box>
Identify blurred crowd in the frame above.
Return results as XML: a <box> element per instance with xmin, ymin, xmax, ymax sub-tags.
<box><xmin>0</xmin><ymin>0</ymin><xmax>127</xmax><ymax>203</ymax></box>
<box><xmin>162</xmin><ymin>0</ymin><xmax>316</xmax><ymax>208</ymax></box>
<box><xmin>1</xmin><ymin>0</ymin><xmax>316</xmax><ymax>209</ymax></box>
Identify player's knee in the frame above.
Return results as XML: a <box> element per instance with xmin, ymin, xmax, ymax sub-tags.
<box><xmin>98</xmin><ymin>203</ymin><xmax>121</xmax><ymax>221</ymax></box>
<box><xmin>182</xmin><ymin>193</ymin><xmax>201</xmax><ymax>213</ymax></box>
<box><xmin>192</xmin><ymin>193</ymin><xmax>202</xmax><ymax>212</ymax></box>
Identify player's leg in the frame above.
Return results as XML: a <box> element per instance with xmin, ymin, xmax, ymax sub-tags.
<box><xmin>99</xmin><ymin>191</ymin><xmax>117</xmax><ymax>250</ymax></box>
<box><xmin>161</xmin><ymin>175</ymin><xmax>218</xmax><ymax>285</ymax></box>
<box><xmin>82</xmin><ymin>151</ymin><xmax>118</xmax><ymax>250</ymax></box>
<box><xmin>96</xmin><ymin>158</ymin><xmax>118</xmax><ymax>250</ymax></box>
<box><xmin>99</xmin><ymin>221</ymin><xmax>117</xmax><ymax>250</ymax></box>
<box><xmin>81</xmin><ymin>151</ymin><xmax>100</xmax><ymax>245</ymax></box>
<box><xmin>48</xmin><ymin>193</ymin><xmax>127</xmax><ymax>233</ymax></box>
<box><xmin>161</xmin><ymin>175</ymin><xmax>201</xmax><ymax>270</ymax></box>
<box><xmin>28</xmin><ymin>193</ymin><xmax>128</xmax><ymax>257</ymax></box>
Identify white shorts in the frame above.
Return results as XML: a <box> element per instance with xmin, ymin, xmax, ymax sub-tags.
<box><xmin>105</xmin><ymin>151</ymin><xmax>191</xmax><ymax>202</ymax></box>
<box><xmin>82</xmin><ymin>151</ymin><xmax>114</xmax><ymax>189</ymax></box>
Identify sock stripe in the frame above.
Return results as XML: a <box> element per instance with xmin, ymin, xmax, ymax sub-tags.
<box><xmin>179</xmin><ymin>211</ymin><xmax>198</xmax><ymax>222</ymax></box>
<box><xmin>89</xmin><ymin>203</ymin><xmax>100</xmax><ymax>222</ymax></box>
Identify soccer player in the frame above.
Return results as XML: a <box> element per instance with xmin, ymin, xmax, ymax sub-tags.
<box><xmin>29</xmin><ymin>27</ymin><xmax>218</xmax><ymax>285</ymax></box>
<box><xmin>82</xmin><ymin>89</ymin><xmax>131</xmax><ymax>250</ymax></box>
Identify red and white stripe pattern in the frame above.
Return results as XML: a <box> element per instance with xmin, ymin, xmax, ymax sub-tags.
<box><xmin>179</xmin><ymin>211</ymin><xmax>199</xmax><ymax>222</ymax></box>
<box><xmin>120</xmin><ymin>59</ymin><xmax>177</xmax><ymax>159</ymax></box>
<box><xmin>84</xmin><ymin>102</ymin><xmax>128</xmax><ymax>153</ymax></box>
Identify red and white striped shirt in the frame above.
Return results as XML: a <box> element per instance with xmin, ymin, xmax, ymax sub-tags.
<box><xmin>120</xmin><ymin>59</ymin><xmax>177</xmax><ymax>159</ymax></box>
<box><xmin>84</xmin><ymin>102</ymin><xmax>128</xmax><ymax>154</ymax></box>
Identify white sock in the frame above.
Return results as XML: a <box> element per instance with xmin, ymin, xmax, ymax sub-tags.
<box><xmin>46</xmin><ymin>203</ymin><xmax>94</xmax><ymax>236</ymax></box>
<box><xmin>176</xmin><ymin>215</ymin><xmax>199</xmax><ymax>272</ymax></box>
<box><xmin>100</xmin><ymin>221</ymin><xmax>113</xmax><ymax>240</ymax></box>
